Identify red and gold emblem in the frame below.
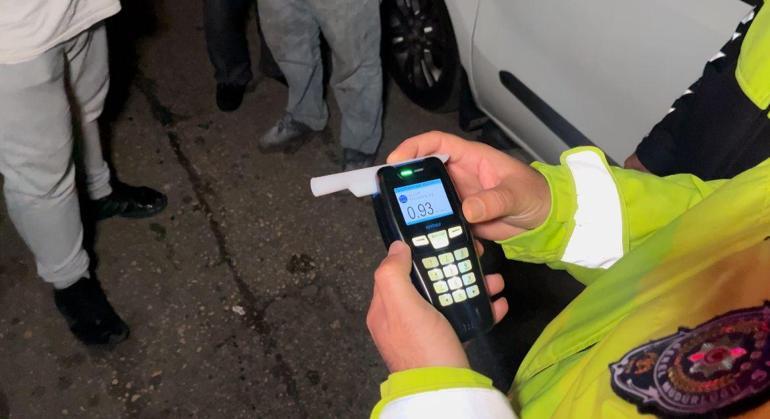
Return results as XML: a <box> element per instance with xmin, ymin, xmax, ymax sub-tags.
<box><xmin>611</xmin><ymin>303</ymin><xmax>770</xmax><ymax>416</ymax></box>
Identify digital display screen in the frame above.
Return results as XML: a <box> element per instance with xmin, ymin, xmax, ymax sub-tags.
<box><xmin>393</xmin><ymin>179</ymin><xmax>454</xmax><ymax>225</ymax></box>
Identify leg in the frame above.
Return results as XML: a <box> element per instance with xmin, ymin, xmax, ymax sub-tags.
<box><xmin>259</xmin><ymin>0</ymin><xmax>328</xmax><ymax>129</ymax></box>
<box><xmin>79</xmin><ymin>119</ymin><xmax>111</xmax><ymax>199</ymax></box>
<box><xmin>311</xmin><ymin>0</ymin><xmax>383</xmax><ymax>156</ymax></box>
<box><xmin>0</xmin><ymin>41</ymin><xmax>89</xmax><ymax>290</ymax></box>
<box><xmin>254</xmin><ymin>0</ymin><xmax>286</xmax><ymax>83</ymax></box>
<box><xmin>67</xmin><ymin>25</ymin><xmax>167</xmax><ymax>220</ymax></box>
<box><xmin>203</xmin><ymin>0</ymin><xmax>254</xmax><ymax>87</ymax></box>
<box><xmin>204</xmin><ymin>0</ymin><xmax>254</xmax><ymax>111</ymax></box>
<box><xmin>65</xmin><ymin>24</ymin><xmax>113</xmax><ymax>200</ymax></box>
<box><xmin>0</xmin><ymin>30</ymin><xmax>130</xmax><ymax>345</ymax></box>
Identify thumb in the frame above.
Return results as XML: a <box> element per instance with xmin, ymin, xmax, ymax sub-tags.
<box><xmin>374</xmin><ymin>241</ymin><xmax>419</xmax><ymax>297</ymax></box>
<box><xmin>462</xmin><ymin>177</ymin><xmax>547</xmax><ymax>229</ymax></box>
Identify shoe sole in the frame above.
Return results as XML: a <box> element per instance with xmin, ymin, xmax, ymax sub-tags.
<box><xmin>118</xmin><ymin>195</ymin><xmax>169</xmax><ymax>219</ymax></box>
<box><xmin>57</xmin><ymin>311</ymin><xmax>131</xmax><ymax>346</ymax></box>
<box><xmin>83</xmin><ymin>325</ymin><xmax>130</xmax><ymax>346</ymax></box>
<box><xmin>106</xmin><ymin>326</ymin><xmax>130</xmax><ymax>345</ymax></box>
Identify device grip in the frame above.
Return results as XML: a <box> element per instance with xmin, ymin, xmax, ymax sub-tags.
<box><xmin>371</xmin><ymin>195</ymin><xmax>494</xmax><ymax>342</ymax></box>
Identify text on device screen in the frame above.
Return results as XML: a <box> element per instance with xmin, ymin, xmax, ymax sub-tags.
<box><xmin>393</xmin><ymin>179</ymin><xmax>454</xmax><ymax>225</ymax></box>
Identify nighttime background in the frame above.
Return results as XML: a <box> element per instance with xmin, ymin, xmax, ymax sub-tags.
<box><xmin>0</xmin><ymin>1</ymin><xmax>580</xmax><ymax>417</ymax></box>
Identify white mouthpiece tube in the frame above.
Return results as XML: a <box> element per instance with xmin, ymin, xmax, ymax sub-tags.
<box><xmin>310</xmin><ymin>154</ymin><xmax>449</xmax><ymax>198</ymax></box>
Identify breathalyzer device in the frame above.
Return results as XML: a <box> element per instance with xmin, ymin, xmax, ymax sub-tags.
<box><xmin>373</xmin><ymin>157</ymin><xmax>494</xmax><ymax>341</ymax></box>
<box><xmin>310</xmin><ymin>155</ymin><xmax>494</xmax><ymax>341</ymax></box>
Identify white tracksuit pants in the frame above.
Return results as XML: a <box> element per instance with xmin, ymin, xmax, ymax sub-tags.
<box><xmin>0</xmin><ymin>24</ymin><xmax>113</xmax><ymax>288</ymax></box>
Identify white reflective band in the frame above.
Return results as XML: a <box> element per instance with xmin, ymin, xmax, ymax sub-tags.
<box><xmin>741</xmin><ymin>9</ymin><xmax>755</xmax><ymax>25</ymax></box>
<box><xmin>380</xmin><ymin>387</ymin><xmax>517</xmax><ymax>419</ymax></box>
<box><xmin>709</xmin><ymin>51</ymin><xmax>726</xmax><ymax>62</ymax></box>
<box><xmin>732</xmin><ymin>32</ymin><xmax>743</xmax><ymax>41</ymax></box>
<box><xmin>560</xmin><ymin>151</ymin><xmax>624</xmax><ymax>269</ymax></box>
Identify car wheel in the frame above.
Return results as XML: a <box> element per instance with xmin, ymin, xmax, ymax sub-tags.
<box><xmin>381</xmin><ymin>0</ymin><xmax>462</xmax><ymax>113</ymax></box>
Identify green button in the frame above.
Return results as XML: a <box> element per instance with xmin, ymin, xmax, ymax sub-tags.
<box><xmin>428</xmin><ymin>269</ymin><xmax>444</xmax><ymax>281</ymax></box>
<box><xmin>422</xmin><ymin>257</ymin><xmax>439</xmax><ymax>269</ymax></box>
<box><xmin>458</xmin><ymin>260</ymin><xmax>472</xmax><ymax>273</ymax></box>
<box><xmin>438</xmin><ymin>252</ymin><xmax>455</xmax><ymax>265</ymax></box>
<box><xmin>453</xmin><ymin>247</ymin><xmax>469</xmax><ymax>260</ymax></box>
<box><xmin>462</xmin><ymin>273</ymin><xmax>476</xmax><ymax>285</ymax></box>
<box><xmin>433</xmin><ymin>281</ymin><xmax>449</xmax><ymax>294</ymax></box>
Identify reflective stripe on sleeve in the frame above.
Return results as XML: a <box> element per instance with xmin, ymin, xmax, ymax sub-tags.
<box><xmin>379</xmin><ymin>387</ymin><xmax>517</xmax><ymax>419</ymax></box>
<box><xmin>560</xmin><ymin>150</ymin><xmax>624</xmax><ymax>269</ymax></box>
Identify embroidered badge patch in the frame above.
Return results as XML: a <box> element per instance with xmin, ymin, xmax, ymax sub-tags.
<box><xmin>610</xmin><ymin>303</ymin><xmax>770</xmax><ymax>416</ymax></box>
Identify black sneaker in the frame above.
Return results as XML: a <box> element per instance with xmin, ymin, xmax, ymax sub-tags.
<box><xmin>54</xmin><ymin>277</ymin><xmax>129</xmax><ymax>345</ymax></box>
<box><xmin>89</xmin><ymin>181</ymin><xmax>167</xmax><ymax>221</ymax></box>
<box><xmin>216</xmin><ymin>83</ymin><xmax>246</xmax><ymax>112</ymax></box>
<box><xmin>342</xmin><ymin>148</ymin><xmax>376</xmax><ymax>171</ymax></box>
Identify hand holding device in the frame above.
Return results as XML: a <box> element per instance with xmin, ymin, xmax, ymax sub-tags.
<box><xmin>387</xmin><ymin>131</ymin><xmax>551</xmax><ymax>241</ymax></box>
<box><xmin>375</xmin><ymin>156</ymin><xmax>499</xmax><ymax>341</ymax></box>
<box><xmin>309</xmin><ymin>133</ymin><xmax>537</xmax><ymax>342</ymax></box>
<box><xmin>367</xmin><ymin>240</ymin><xmax>508</xmax><ymax>373</ymax></box>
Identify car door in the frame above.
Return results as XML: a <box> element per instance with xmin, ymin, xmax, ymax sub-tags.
<box><xmin>470</xmin><ymin>0</ymin><xmax>753</xmax><ymax>163</ymax></box>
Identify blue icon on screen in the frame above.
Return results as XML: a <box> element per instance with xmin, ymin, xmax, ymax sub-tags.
<box><xmin>399</xmin><ymin>195</ymin><xmax>407</xmax><ymax>203</ymax></box>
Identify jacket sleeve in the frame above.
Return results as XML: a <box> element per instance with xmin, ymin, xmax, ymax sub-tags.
<box><xmin>498</xmin><ymin>147</ymin><xmax>727</xmax><ymax>285</ymax></box>
<box><xmin>371</xmin><ymin>367</ymin><xmax>518</xmax><ymax>419</ymax></box>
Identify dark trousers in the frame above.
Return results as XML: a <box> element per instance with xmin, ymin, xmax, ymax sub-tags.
<box><xmin>203</xmin><ymin>0</ymin><xmax>281</xmax><ymax>86</ymax></box>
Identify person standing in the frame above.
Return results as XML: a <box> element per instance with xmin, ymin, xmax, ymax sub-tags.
<box><xmin>0</xmin><ymin>1</ymin><xmax>167</xmax><ymax>345</ymax></box>
<box><xmin>203</xmin><ymin>0</ymin><xmax>285</xmax><ymax>112</ymax></box>
<box><xmin>625</xmin><ymin>4</ymin><xmax>770</xmax><ymax>180</ymax></box>
<box><xmin>257</xmin><ymin>0</ymin><xmax>383</xmax><ymax>170</ymax></box>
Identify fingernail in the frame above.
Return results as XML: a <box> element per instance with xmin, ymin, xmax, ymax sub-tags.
<box><xmin>464</xmin><ymin>198</ymin><xmax>484</xmax><ymax>222</ymax></box>
<box><xmin>389</xmin><ymin>240</ymin><xmax>407</xmax><ymax>254</ymax></box>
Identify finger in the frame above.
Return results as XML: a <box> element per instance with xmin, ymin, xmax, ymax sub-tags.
<box><xmin>483</xmin><ymin>274</ymin><xmax>505</xmax><ymax>296</ymax></box>
<box><xmin>474</xmin><ymin>239</ymin><xmax>485</xmax><ymax>257</ymax></box>
<box><xmin>491</xmin><ymin>297</ymin><xmax>509</xmax><ymax>324</ymax></box>
<box><xmin>462</xmin><ymin>181</ymin><xmax>520</xmax><ymax>224</ymax></box>
<box><xmin>471</xmin><ymin>221</ymin><xmax>526</xmax><ymax>242</ymax></box>
<box><xmin>462</xmin><ymin>176</ymin><xmax>548</xmax><ymax>229</ymax></box>
<box><xmin>387</xmin><ymin>131</ymin><xmax>466</xmax><ymax>164</ymax></box>
<box><xmin>373</xmin><ymin>241</ymin><xmax>422</xmax><ymax>304</ymax></box>
<box><xmin>624</xmin><ymin>153</ymin><xmax>651</xmax><ymax>173</ymax></box>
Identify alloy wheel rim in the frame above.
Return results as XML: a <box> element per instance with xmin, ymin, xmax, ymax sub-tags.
<box><xmin>387</xmin><ymin>0</ymin><xmax>448</xmax><ymax>90</ymax></box>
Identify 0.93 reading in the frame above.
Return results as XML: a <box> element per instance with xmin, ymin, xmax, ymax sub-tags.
<box><xmin>406</xmin><ymin>202</ymin><xmax>434</xmax><ymax>220</ymax></box>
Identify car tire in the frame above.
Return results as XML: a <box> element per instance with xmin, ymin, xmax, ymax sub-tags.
<box><xmin>381</xmin><ymin>0</ymin><xmax>462</xmax><ymax>113</ymax></box>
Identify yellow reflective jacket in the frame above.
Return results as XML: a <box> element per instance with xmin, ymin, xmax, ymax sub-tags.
<box><xmin>372</xmin><ymin>147</ymin><xmax>770</xmax><ymax>418</ymax></box>
<box><xmin>372</xmin><ymin>5</ymin><xmax>770</xmax><ymax>415</ymax></box>
<box><xmin>509</xmin><ymin>147</ymin><xmax>770</xmax><ymax>418</ymax></box>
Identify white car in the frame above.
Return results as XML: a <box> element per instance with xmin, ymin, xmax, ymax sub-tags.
<box><xmin>381</xmin><ymin>0</ymin><xmax>754</xmax><ymax>163</ymax></box>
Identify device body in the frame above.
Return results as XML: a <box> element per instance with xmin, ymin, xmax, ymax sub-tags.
<box><xmin>373</xmin><ymin>157</ymin><xmax>494</xmax><ymax>341</ymax></box>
